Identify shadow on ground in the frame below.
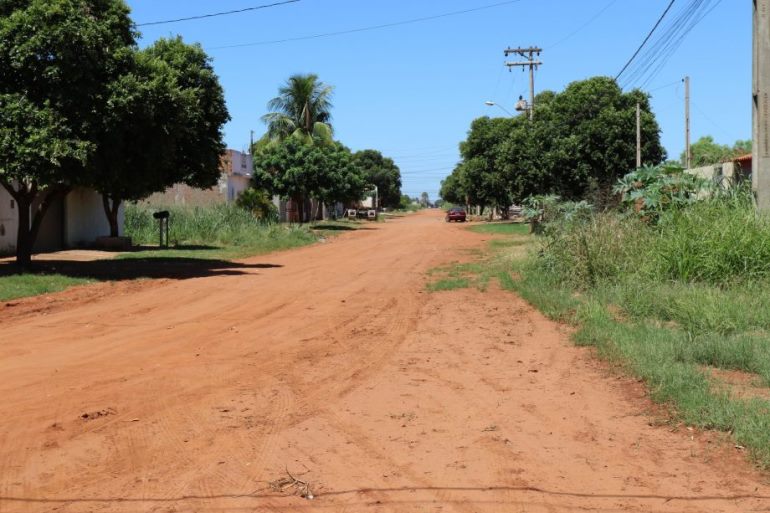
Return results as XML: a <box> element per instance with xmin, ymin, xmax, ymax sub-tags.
<box><xmin>311</xmin><ymin>223</ymin><xmax>377</xmax><ymax>231</ymax></box>
<box><xmin>0</xmin><ymin>257</ymin><xmax>282</xmax><ymax>281</ymax></box>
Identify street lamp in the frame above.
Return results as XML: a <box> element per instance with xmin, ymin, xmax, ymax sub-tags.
<box><xmin>484</xmin><ymin>101</ymin><xmax>514</xmax><ymax>117</ymax></box>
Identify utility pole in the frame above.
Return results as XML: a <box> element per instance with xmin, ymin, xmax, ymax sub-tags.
<box><xmin>250</xmin><ymin>130</ymin><xmax>254</xmax><ymax>153</ymax></box>
<box><xmin>753</xmin><ymin>0</ymin><xmax>770</xmax><ymax>209</ymax></box>
<box><xmin>636</xmin><ymin>103</ymin><xmax>642</xmax><ymax>168</ymax></box>
<box><xmin>684</xmin><ymin>76</ymin><xmax>691</xmax><ymax>169</ymax></box>
<box><xmin>504</xmin><ymin>46</ymin><xmax>542</xmax><ymax>120</ymax></box>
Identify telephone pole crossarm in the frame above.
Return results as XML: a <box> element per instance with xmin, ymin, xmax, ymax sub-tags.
<box><xmin>505</xmin><ymin>61</ymin><xmax>543</xmax><ymax>68</ymax></box>
<box><xmin>504</xmin><ymin>46</ymin><xmax>542</xmax><ymax>57</ymax></box>
<box><xmin>502</xmin><ymin>46</ymin><xmax>543</xmax><ymax>121</ymax></box>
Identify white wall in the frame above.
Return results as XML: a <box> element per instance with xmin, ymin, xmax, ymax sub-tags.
<box><xmin>0</xmin><ymin>186</ymin><xmax>18</xmax><ymax>254</ymax></box>
<box><xmin>64</xmin><ymin>188</ymin><xmax>123</xmax><ymax>245</ymax></box>
<box><xmin>227</xmin><ymin>175</ymin><xmax>250</xmax><ymax>203</ymax></box>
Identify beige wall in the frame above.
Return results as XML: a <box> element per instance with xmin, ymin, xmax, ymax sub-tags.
<box><xmin>0</xmin><ymin>186</ymin><xmax>18</xmax><ymax>254</ymax></box>
<box><xmin>64</xmin><ymin>187</ymin><xmax>122</xmax><ymax>244</ymax></box>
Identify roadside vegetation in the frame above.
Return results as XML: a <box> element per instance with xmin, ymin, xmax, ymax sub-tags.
<box><xmin>123</xmin><ymin>203</ymin><xmax>331</xmax><ymax>260</ymax></box>
<box><xmin>431</xmin><ymin>168</ymin><xmax>770</xmax><ymax>469</ymax></box>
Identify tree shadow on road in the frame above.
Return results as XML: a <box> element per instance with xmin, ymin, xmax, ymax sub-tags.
<box><xmin>0</xmin><ymin>257</ymin><xmax>283</xmax><ymax>281</ymax></box>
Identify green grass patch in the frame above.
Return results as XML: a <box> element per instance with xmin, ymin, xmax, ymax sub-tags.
<box><xmin>0</xmin><ymin>273</ymin><xmax>93</xmax><ymax>301</ymax></box>
<box><xmin>426</xmin><ymin>233</ymin><xmax>534</xmax><ymax>293</ymax></box>
<box><xmin>426</xmin><ymin>277</ymin><xmax>470</xmax><ymax>292</ymax></box>
<box><xmin>468</xmin><ymin>222</ymin><xmax>530</xmax><ymax>236</ymax></box>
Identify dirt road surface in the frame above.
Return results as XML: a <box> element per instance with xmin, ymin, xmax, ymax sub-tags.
<box><xmin>2</xmin><ymin>210</ymin><xmax>770</xmax><ymax>513</ymax></box>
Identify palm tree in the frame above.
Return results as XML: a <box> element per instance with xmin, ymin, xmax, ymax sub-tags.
<box><xmin>260</xmin><ymin>73</ymin><xmax>334</xmax><ymax>145</ymax></box>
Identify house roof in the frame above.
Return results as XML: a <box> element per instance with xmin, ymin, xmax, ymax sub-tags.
<box><xmin>734</xmin><ymin>153</ymin><xmax>753</xmax><ymax>163</ymax></box>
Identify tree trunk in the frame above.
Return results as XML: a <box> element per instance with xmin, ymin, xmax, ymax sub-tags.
<box><xmin>294</xmin><ymin>195</ymin><xmax>305</xmax><ymax>224</ymax></box>
<box><xmin>102</xmin><ymin>195</ymin><xmax>121</xmax><ymax>237</ymax></box>
<box><xmin>0</xmin><ymin>180</ymin><xmax>68</xmax><ymax>270</ymax></box>
<box><xmin>15</xmin><ymin>194</ymin><xmax>32</xmax><ymax>269</ymax></box>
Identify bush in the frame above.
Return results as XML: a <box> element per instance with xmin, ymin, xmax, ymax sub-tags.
<box><xmin>522</xmin><ymin>195</ymin><xmax>593</xmax><ymax>235</ymax></box>
<box><xmin>614</xmin><ymin>164</ymin><xmax>710</xmax><ymax>222</ymax></box>
<box><xmin>236</xmin><ymin>188</ymin><xmax>278</xmax><ymax>221</ymax></box>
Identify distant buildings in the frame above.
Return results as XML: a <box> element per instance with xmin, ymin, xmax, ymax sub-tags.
<box><xmin>141</xmin><ymin>149</ymin><xmax>253</xmax><ymax>207</ymax></box>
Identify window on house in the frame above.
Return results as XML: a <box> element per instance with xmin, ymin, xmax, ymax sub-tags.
<box><xmin>10</xmin><ymin>199</ymin><xmax>14</xmax><ymax>209</ymax></box>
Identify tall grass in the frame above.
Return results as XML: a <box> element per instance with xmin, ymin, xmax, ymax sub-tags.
<box><xmin>124</xmin><ymin>203</ymin><xmax>318</xmax><ymax>257</ymax></box>
<box><xmin>540</xmin><ymin>192</ymin><xmax>770</xmax><ymax>288</ymax></box>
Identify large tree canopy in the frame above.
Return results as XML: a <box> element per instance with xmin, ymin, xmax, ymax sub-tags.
<box><xmin>90</xmin><ymin>37</ymin><xmax>229</xmax><ymax>236</ymax></box>
<box><xmin>253</xmin><ymin>138</ymin><xmax>365</xmax><ymax>222</ymax></box>
<box><xmin>0</xmin><ymin>0</ymin><xmax>135</xmax><ymax>266</ymax></box>
<box><xmin>353</xmin><ymin>150</ymin><xmax>402</xmax><ymax>209</ymax></box>
<box><xmin>443</xmin><ymin>76</ymin><xmax>666</xmax><ymax>210</ymax></box>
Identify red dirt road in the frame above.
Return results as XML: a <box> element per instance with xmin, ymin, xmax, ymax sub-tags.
<box><xmin>1</xmin><ymin>210</ymin><xmax>770</xmax><ymax>513</ymax></box>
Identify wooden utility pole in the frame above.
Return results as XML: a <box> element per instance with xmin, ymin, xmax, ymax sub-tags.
<box><xmin>754</xmin><ymin>0</ymin><xmax>770</xmax><ymax>209</ymax></box>
<box><xmin>684</xmin><ymin>75</ymin><xmax>691</xmax><ymax>169</ymax></box>
<box><xmin>636</xmin><ymin>103</ymin><xmax>642</xmax><ymax>168</ymax></box>
<box><xmin>504</xmin><ymin>46</ymin><xmax>542</xmax><ymax>120</ymax></box>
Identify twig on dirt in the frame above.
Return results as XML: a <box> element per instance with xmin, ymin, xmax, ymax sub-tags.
<box><xmin>269</xmin><ymin>467</ymin><xmax>314</xmax><ymax>500</ymax></box>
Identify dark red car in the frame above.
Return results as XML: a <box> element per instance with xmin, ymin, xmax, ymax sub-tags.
<box><xmin>445</xmin><ymin>207</ymin><xmax>467</xmax><ymax>222</ymax></box>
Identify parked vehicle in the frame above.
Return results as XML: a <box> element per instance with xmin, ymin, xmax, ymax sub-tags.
<box><xmin>445</xmin><ymin>207</ymin><xmax>467</xmax><ymax>222</ymax></box>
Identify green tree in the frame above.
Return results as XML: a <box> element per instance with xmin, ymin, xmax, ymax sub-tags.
<box><xmin>315</xmin><ymin>144</ymin><xmax>366</xmax><ymax>213</ymax></box>
<box><xmin>682</xmin><ymin>136</ymin><xmax>753</xmax><ymax>167</ymax></box>
<box><xmin>353</xmin><ymin>150</ymin><xmax>402</xmax><ymax>208</ymax></box>
<box><xmin>683</xmin><ymin>136</ymin><xmax>732</xmax><ymax>167</ymax></box>
<box><xmin>0</xmin><ymin>0</ymin><xmax>134</xmax><ymax>267</ymax></box>
<box><xmin>260</xmin><ymin>73</ymin><xmax>334</xmax><ymax>146</ymax></box>
<box><xmin>458</xmin><ymin>116</ymin><xmax>515</xmax><ymax>216</ymax></box>
<box><xmin>540</xmin><ymin>77</ymin><xmax>665</xmax><ymax>204</ymax></box>
<box><xmin>90</xmin><ymin>37</ymin><xmax>229</xmax><ymax>237</ymax></box>
<box><xmin>439</xmin><ymin>169</ymin><xmax>466</xmax><ymax>205</ymax></box>
<box><xmin>253</xmin><ymin>139</ymin><xmax>364</xmax><ymax>222</ymax></box>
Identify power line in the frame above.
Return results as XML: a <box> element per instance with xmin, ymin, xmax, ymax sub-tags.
<box><xmin>209</xmin><ymin>0</ymin><xmax>523</xmax><ymax>50</ymax></box>
<box><xmin>615</xmin><ymin>0</ymin><xmax>676</xmax><ymax>80</ymax></box>
<box><xmin>137</xmin><ymin>0</ymin><xmax>300</xmax><ymax>27</ymax></box>
<box><xmin>628</xmin><ymin>0</ymin><xmax>724</xmax><ymax>89</ymax></box>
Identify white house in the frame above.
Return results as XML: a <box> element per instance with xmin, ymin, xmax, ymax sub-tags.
<box><xmin>0</xmin><ymin>186</ymin><xmax>122</xmax><ymax>255</ymax></box>
<box><xmin>220</xmin><ymin>149</ymin><xmax>253</xmax><ymax>202</ymax></box>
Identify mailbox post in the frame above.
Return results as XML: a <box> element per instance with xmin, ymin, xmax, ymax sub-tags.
<box><xmin>153</xmin><ymin>211</ymin><xmax>170</xmax><ymax>248</ymax></box>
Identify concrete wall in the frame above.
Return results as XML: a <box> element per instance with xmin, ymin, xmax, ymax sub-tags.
<box><xmin>0</xmin><ymin>187</ymin><xmax>120</xmax><ymax>254</ymax></box>
<box><xmin>64</xmin><ymin>187</ymin><xmax>123</xmax><ymax>245</ymax></box>
<box><xmin>142</xmin><ymin>178</ymin><xmax>227</xmax><ymax>208</ymax></box>
<box><xmin>686</xmin><ymin>162</ymin><xmax>747</xmax><ymax>186</ymax></box>
<box><xmin>0</xmin><ymin>186</ymin><xmax>18</xmax><ymax>254</ymax></box>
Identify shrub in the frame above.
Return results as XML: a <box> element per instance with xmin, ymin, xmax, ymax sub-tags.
<box><xmin>236</xmin><ymin>188</ymin><xmax>278</xmax><ymax>221</ymax></box>
<box><xmin>614</xmin><ymin>164</ymin><xmax>710</xmax><ymax>222</ymax></box>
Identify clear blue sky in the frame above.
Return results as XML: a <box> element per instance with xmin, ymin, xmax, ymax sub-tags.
<box><xmin>127</xmin><ymin>0</ymin><xmax>750</xmax><ymax>201</ymax></box>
